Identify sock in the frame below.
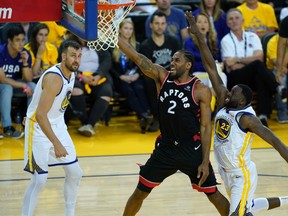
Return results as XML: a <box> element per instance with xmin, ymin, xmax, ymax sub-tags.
<box><xmin>22</xmin><ymin>173</ymin><xmax>48</xmax><ymax>216</ymax></box>
<box><xmin>63</xmin><ymin>163</ymin><xmax>83</xmax><ymax>216</ymax></box>
<box><xmin>251</xmin><ymin>198</ymin><xmax>269</xmax><ymax>213</ymax></box>
<box><xmin>279</xmin><ymin>196</ymin><xmax>288</xmax><ymax>206</ymax></box>
<box><xmin>252</xmin><ymin>196</ymin><xmax>288</xmax><ymax>214</ymax></box>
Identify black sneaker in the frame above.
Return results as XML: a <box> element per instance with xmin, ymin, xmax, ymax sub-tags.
<box><xmin>139</xmin><ymin>113</ymin><xmax>153</xmax><ymax>134</ymax></box>
<box><xmin>3</xmin><ymin>126</ymin><xmax>24</xmax><ymax>139</ymax></box>
<box><xmin>0</xmin><ymin>133</ymin><xmax>3</xmax><ymax>139</ymax></box>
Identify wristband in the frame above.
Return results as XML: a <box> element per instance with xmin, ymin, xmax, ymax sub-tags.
<box><xmin>23</xmin><ymin>85</ymin><xmax>28</xmax><ymax>93</ymax></box>
<box><xmin>78</xmin><ymin>73</ymin><xmax>83</xmax><ymax>82</ymax></box>
<box><xmin>22</xmin><ymin>64</ymin><xmax>29</xmax><ymax>68</ymax></box>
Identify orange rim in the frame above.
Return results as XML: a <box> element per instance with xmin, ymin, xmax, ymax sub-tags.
<box><xmin>98</xmin><ymin>0</ymin><xmax>135</xmax><ymax>10</ymax></box>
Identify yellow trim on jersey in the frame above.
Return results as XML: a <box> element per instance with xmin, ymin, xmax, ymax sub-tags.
<box><xmin>239</xmin><ymin>164</ymin><xmax>251</xmax><ymax>215</ymax></box>
<box><xmin>238</xmin><ymin>132</ymin><xmax>253</xmax><ymax>215</ymax></box>
<box><xmin>30</xmin><ymin>112</ymin><xmax>37</xmax><ymax>122</ymax></box>
<box><xmin>28</xmin><ymin>113</ymin><xmax>36</xmax><ymax>172</ymax></box>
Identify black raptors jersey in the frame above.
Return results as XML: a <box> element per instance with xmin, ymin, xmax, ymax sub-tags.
<box><xmin>158</xmin><ymin>74</ymin><xmax>201</xmax><ymax>141</ymax></box>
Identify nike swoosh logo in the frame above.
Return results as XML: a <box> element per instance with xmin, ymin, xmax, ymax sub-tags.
<box><xmin>167</xmin><ymin>80</ymin><xmax>174</xmax><ymax>83</ymax></box>
<box><xmin>194</xmin><ymin>144</ymin><xmax>201</xmax><ymax>150</ymax></box>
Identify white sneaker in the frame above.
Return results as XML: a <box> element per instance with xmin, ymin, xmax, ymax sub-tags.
<box><xmin>78</xmin><ymin>124</ymin><xmax>95</xmax><ymax>137</ymax></box>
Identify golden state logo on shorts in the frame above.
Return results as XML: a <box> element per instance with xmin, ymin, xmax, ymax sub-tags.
<box><xmin>60</xmin><ymin>89</ymin><xmax>72</xmax><ymax>112</ymax></box>
<box><xmin>215</xmin><ymin>118</ymin><xmax>231</xmax><ymax>140</ymax></box>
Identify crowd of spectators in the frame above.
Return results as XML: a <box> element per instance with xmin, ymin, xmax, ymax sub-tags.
<box><xmin>1</xmin><ymin>0</ymin><xmax>288</xmax><ymax>139</ymax></box>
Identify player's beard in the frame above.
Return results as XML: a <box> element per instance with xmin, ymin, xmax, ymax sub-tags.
<box><xmin>170</xmin><ymin>69</ymin><xmax>184</xmax><ymax>80</ymax></box>
<box><xmin>66</xmin><ymin>62</ymin><xmax>79</xmax><ymax>72</ymax></box>
<box><xmin>225</xmin><ymin>100</ymin><xmax>238</xmax><ymax>109</ymax></box>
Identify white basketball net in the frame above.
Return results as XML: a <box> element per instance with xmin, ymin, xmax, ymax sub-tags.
<box><xmin>87</xmin><ymin>0</ymin><xmax>136</xmax><ymax>51</ymax></box>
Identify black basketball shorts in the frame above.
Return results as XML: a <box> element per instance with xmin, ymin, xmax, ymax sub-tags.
<box><xmin>137</xmin><ymin>136</ymin><xmax>218</xmax><ymax>193</ymax></box>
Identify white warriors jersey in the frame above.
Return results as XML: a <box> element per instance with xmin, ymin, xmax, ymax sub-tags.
<box><xmin>214</xmin><ymin>105</ymin><xmax>256</xmax><ymax>170</ymax></box>
<box><xmin>26</xmin><ymin>64</ymin><xmax>75</xmax><ymax>127</ymax></box>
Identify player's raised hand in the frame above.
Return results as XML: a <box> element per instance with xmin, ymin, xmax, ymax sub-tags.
<box><xmin>185</xmin><ymin>11</ymin><xmax>198</xmax><ymax>35</ymax></box>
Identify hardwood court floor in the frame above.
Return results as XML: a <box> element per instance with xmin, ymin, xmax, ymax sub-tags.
<box><xmin>0</xmin><ymin>114</ymin><xmax>288</xmax><ymax>215</ymax></box>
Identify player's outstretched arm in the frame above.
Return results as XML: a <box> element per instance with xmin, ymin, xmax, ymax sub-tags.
<box><xmin>118</xmin><ymin>37</ymin><xmax>166</xmax><ymax>84</ymax></box>
<box><xmin>185</xmin><ymin>11</ymin><xmax>228</xmax><ymax>106</ymax></box>
<box><xmin>240</xmin><ymin>115</ymin><xmax>288</xmax><ymax>163</ymax></box>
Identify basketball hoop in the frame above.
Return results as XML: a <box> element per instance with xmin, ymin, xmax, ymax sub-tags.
<box><xmin>87</xmin><ymin>0</ymin><xmax>136</xmax><ymax>51</ymax></box>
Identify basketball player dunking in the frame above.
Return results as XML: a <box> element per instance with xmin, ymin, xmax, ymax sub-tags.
<box><xmin>118</xmin><ymin>15</ymin><xmax>230</xmax><ymax>216</ymax></box>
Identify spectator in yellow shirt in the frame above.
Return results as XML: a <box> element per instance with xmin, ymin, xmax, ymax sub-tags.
<box><xmin>41</xmin><ymin>22</ymin><xmax>67</xmax><ymax>48</ymax></box>
<box><xmin>237</xmin><ymin>0</ymin><xmax>278</xmax><ymax>39</ymax></box>
<box><xmin>24</xmin><ymin>23</ymin><xmax>58</xmax><ymax>82</ymax></box>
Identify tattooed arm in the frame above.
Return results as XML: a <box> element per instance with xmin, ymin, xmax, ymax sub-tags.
<box><xmin>118</xmin><ymin>37</ymin><xmax>167</xmax><ymax>85</ymax></box>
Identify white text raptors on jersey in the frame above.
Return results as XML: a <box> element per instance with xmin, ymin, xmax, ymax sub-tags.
<box><xmin>159</xmin><ymin>89</ymin><xmax>190</xmax><ymax>108</ymax></box>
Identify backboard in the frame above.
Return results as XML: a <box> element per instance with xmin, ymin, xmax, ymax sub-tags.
<box><xmin>61</xmin><ymin>0</ymin><xmax>98</xmax><ymax>40</ymax></box>
<box><xmin>63</xmin><ymin>0</ymin><xmax>136</xmax><ymax>50</ymax></box>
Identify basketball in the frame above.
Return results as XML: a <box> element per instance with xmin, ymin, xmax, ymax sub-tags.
<box><xmin>98</xmin><ymin>0</ymin><xmax>115</xmax><ymax>28</ymax></box>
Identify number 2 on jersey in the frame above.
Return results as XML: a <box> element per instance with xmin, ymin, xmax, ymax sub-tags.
<box><xmin>167</xmin><ymin>100</ymin><xmax>176</xmax><ymax>114</ymax></box>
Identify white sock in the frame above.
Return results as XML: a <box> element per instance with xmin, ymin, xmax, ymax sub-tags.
<box><xmin>63</xmin><ymin>163</ymin><xmax>83</xmax><ymax>216</ymax></box>
<box><xmin>251</xmin><ymin>198</ymin><xmax>269</xmax><ymax>213</ymax></box>
<box><xmin>280</xmin><ymin>196</ymin><xmax>288</xmax><ymax>206</ymax></box>
<box><xmin>252</xmin><ymin>196</ymin><xmax>288</xmax><ymax>214</ymax></box>
<box><xmin>65</xmin><ymin>203</ymin><xmax>75</xmax><ymax>216</ymax></box>
<box><xmin>22</xmin><ymin>173</ymin><xmax>48</xmax><ymax>216</ymax></box>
